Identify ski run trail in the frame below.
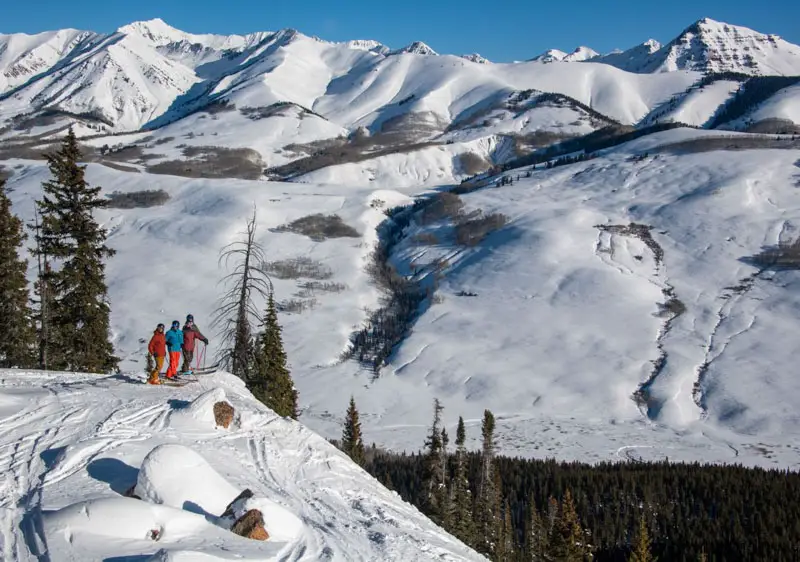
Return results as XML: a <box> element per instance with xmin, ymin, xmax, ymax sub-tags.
<box><xmin>0</xmin><ymin>370</ymin><xmax>484</xmax><ymax>561</ymax></box>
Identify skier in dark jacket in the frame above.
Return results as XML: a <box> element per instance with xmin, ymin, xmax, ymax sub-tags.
<box><xmin>181</xmin><ymin>314</ymin><xmax>209</xmax><ymax>373</ymax></box>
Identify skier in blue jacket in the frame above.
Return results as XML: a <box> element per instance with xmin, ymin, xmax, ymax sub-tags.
<box><xmin>164</xmin><ymin>320</ymin><xmax>184</xmax><ymax>378</ymax></box>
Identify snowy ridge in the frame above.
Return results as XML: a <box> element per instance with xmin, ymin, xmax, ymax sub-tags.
<box><xmin>0</xmin><ymin>371</ymin><xmax>483</xmax><ymax>561</ymax></box>
<box><xmin>603</xmin><ymin>18</ymin><xmax>800</xmax><ymax>75</ymax></box>
<box><xmin>1</xmin><ymin>16</ymin><xmax>798</xmax><ymax>146</ymax></box>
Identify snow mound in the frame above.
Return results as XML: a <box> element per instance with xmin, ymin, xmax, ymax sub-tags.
<box><xmin>135</xmin><ymin>443</ymin><xmax>240</xmax><ymax>515</ymax></box>
<box><xmin>167</xmin><ymin>387</ymin><xmax>235</xmax><ymax>430</ymax></box>
<box><xmin>43</xmin><ymin>497</ymin><xmax>284</xmax><ymax>561</ymax></box>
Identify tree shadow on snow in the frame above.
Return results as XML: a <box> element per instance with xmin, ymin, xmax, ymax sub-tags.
<box><xmin>86</xmin><ymin>458</ymin><xmax>139</xmax><ymax>495</ymax></box>
<box><xmin>168</xmin><ymin>398</ymin><xmax>191</xmax><ymax>410</ymax></box>
<box><xmin>39</xmin><ymin>446</ymin><xmax>66</xmax><ymax>469</ymax></box>
<box><xmin>182</xmin><ymin>500</ymin><xmax>217</xmax><ymax>521</ymax></box>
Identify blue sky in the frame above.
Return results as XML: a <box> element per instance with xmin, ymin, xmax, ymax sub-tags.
<box><xmin>2</xmin><ymin>0</ymin><xmax>799</xmax><ymax>62</ymax></box>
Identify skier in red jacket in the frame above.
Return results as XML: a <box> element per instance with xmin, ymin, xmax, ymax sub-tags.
<box><xmin>181</xmin><ymin>314</ymin><xmax>209</xmax><ymax>373</ymax></box>
<box><xmin>147</xmin><ymin>323</ymin><xmax>166</xmax><ymax>385</ymax></box>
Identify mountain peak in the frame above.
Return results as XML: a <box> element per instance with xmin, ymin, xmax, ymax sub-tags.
<box><xmin>461</xmin><ymin>53</ymin><xmax>491</xmax><ymax>64</ymax></box>
<box><xmin>391</xmin><ymin>41</ymin><xmax>437</xmax><ymax>56</ymax></box>
<box><xmin>530</xmin><ymin>48</ymin><xmax>568</xmax><ymax>63</ymax></box>
<box><xmin>597</xmin><ymin>18</ymin><xmax>800</xmax><ymax>76</ymax></box>
<box><xmin>117</xmin><ymin>18</ymin><xmax>188</xmax><ymax>45</ymax></box>
<box><xmin>563</xmin><ymin>46</ymin><xmax>600</xmax><ymax>62</ymax></box>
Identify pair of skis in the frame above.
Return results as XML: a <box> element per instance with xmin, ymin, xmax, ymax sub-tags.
<box><xmin>158</xmin><ymin>362</ymin><xmax>221</xmax><ymax>387</ymax></box>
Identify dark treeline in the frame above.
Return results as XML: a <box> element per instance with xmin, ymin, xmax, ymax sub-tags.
<box><xmin>363</xmin><ymin>446</ymin><xmax>800</xmax><ymax>561</ymax></box>
<box><xmin>707</xmin><ymin>75</ymin><xmax>800</xmax><ymax>129</ymax></box>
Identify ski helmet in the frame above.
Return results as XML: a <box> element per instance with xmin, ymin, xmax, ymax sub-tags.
<box><xmin>186</xmin><ymin>314</ymin><xmax>194</xmax><ymax>322</ymax></box>
<box><xmin>157</xmin><ymin>323</ymin><xmax>165</xmax><ymax>330</ymax></box>
<box><xmin>172</xmin><ymin>320</ymin><xmax>180</xmax><ymax>328</ymax></box>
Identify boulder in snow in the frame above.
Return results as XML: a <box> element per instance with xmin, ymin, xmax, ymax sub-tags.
<box><xmin>168</xmin><ymin>387</ymin><xmax>234</xmax><ymax>430</ymax></box>
<box><xmin>231</xmin><ymin>509</ymin><xmax>270</xmax><ymax>541</ymax></box>
<box><xmin>213</xmin><ymin>401</ymin><xmax>234</xmax><ymax>428</ymax></box>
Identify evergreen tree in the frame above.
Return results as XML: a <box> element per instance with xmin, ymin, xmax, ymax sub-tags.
<box><xmin>450</xmin><ymin>416</ymin><xmax>476</xmax><ymax>547</ymax></box>
<box><xmin>341</xmin><ymin>396</ymin><xmax>365</xmax><ymax>466</ymax></box>
<box><xmin>475</xmin><ymin>409</ymin><xmax>499</xmax><ymax>558</ymax></box>
<box><xmin>0</xmin><ymin>178</ymin><xmax>36</xmax><ymax>368</ymax></box>
<box><xmin>551</xmin><ymin>489</ymin><xmax>591</xmax><ymax>561</ymax></box>
<box><xmin>528</xmin><ymin>496</ymin><xmax>551</xmax><ymax>561</ymax></box>
<box><xmin>249</xmin><ymin>290</ymin><xmax>298</xmax><ymax>418</ymax></box>
<box><xmin>629</xmin><ymin>514</ymin><xmax>655</xmax><ymax>562</ymax></box>
<box><xmin>497</xmin><ymin>498</ymin><xmax>515</xmax><ymax>561</ymax></box>
<box><xmin>439</xmin><ymin>426</ymin><xmax>452</xmax><ymax>529</ymax></box>
<box><xmin>33</xmin><ymin>128</ymin><xmax>117</xmax><ymax>372</ymax></box>
<box><xmin>422</xmin><ymin>399</ymin><xmax>448</xmax><ymax>525</ymax></box>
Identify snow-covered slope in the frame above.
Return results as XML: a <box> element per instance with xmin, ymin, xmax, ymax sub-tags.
<box><xmin>594</xmin><ymin>39</ymin><xmax>662</xmax><ymax>73</ymax></box>
<box><xmin>605</xmin><ymin>18</ymin><xmax>800</xmax><ymax>75</ymax></box>
<box><xmin>0</xmin><ymin>370</ymin><xmax>483</xmax><ymax>561</ymax></box>
<box><xmin>640</xmin><ymin>78</ymin><xmax>743</xmax><ymax>127</ymax></box>
<box><xmin>0</xmin><ymin>28</ymin><xmax>103</xmax><ymax>93</ymax></box>
<box><xmin>722</xmin><ymin>82</ymin><xmax>800</xmax><ymax>130</ymax></box>
<box><xmin>2</xmin><ymin>130</ymin><xmax>800</xmax><ymax>471</ymax></box>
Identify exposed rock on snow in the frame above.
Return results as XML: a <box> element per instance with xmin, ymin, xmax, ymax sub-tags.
<box><xmin>213</xmin><ymin>401</ymin><xmax>235</xmax><ymax>428</ymax></box>
<box><xmin>168</xmin><ymin>387</ymin><xmax>236</xmax><ymax>430</ymax></box>
<box><xmin>231</xmin><ymin>509</ymin><xmax>270</xmax><ymax>540</ymax></box>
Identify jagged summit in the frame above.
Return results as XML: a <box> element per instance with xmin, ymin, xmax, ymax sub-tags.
<box><xmin>461</xmin><ymin>53</ymin><xmax>491</xmax><ymax>64</ymax></box>
<box><xmin>117</xmin><ymin>18</ymin><xmax>187</xmax><ymax>44</ymax></box>
<box><xmin>603</xmin><ymin>17</ymin><xmax>800</xmax><ymax>75</ymax></box>
<box><xmin>391</xmin><ymin>41</ymin><xmax>438</xmax><ymax>56</ymax></box>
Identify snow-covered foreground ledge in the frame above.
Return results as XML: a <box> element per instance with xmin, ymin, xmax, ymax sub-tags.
<box><xmin>0</xmin><ymin>370</ymin><xmax>483</xmax><ymax>561</ymax></box>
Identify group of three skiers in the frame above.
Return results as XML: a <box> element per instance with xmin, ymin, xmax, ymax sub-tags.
<box><xmin>147</xmin><ymin>314</ymin><xmax>209</xmax><ymax>385</ymax></box>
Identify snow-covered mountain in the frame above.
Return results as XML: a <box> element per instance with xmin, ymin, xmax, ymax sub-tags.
<box><xmin>461</xmin><ymin>53</ymin><xmax>491</xmax><ymax>64</ymax></box>
<box><xmin>562</xmin><ymin>46</ymin><xmax>600</xmax><ymax>62</ymax></box>
<box><xmin>0</xmin><ymin>370</ymin><xmax>484</xmax><ymax>561</ymax></box>
<box><xmin>1</xmin><ymin>16</ymin><xmax>798</xmax><ymax>146</ymax></box>
<box><xmin>601</xmin><ymin>18</ymin><xmax>800</xmax><ymax>75</ymax></box>
<box><xmin>530</xmin><ymin>48</ymin><xmax>568</xmax><ymax>63</ymax></box>
<box><xmin>390</xmin><ymin>41</ymin><xmax>438</xmax><ymax>56</ymax></box>
<box><xmin>594</xmin><ymin>39</ymin><xmax>663</xmax><ymax>73</ymax></box>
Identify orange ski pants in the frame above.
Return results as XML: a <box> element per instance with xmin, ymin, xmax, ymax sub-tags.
<box><xmin>149</xmin><ymin>355</ymin><xmax>165</xmax><ymax>383</ymax></box>
<box><xmin>166</xmin><ymin>351</ymin><xmax>181</xmax><ymax>378</ymax></box>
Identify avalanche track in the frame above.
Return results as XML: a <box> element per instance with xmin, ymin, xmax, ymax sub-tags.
<box><xmin>0</xmin><ymin>370</ymin><xmax>482</xmax><ymax>562</ymax></box>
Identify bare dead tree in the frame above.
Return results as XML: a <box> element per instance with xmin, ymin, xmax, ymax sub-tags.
<box><xmin>211</xmin><ymin>209</ymin><xmax>272</xmax><ymax>379</ymax></box>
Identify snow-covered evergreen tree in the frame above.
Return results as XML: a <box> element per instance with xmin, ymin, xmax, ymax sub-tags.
<box><xmin>33</xmin><ymin>128</ymin><xmax>117</xmax><ymax>373</ymax></box>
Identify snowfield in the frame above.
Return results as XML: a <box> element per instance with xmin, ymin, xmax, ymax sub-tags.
<box><xmin>2</xmin><ymin>129</ymin><xmax>800</xmax><ymax>475</ymax></box>
<box><xmin>0</xmin><ymin>371</ymin><xmax>483</xmax><ymax>561</ymax></box>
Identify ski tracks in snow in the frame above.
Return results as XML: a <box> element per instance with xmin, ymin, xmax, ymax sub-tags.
<box><xmin>0</xmin><ymin>377</ymin><xmax>176</xmax><ymax>562</ymax></box>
